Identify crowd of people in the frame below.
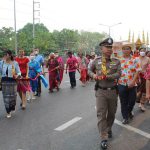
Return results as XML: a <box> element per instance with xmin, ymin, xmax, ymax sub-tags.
<box><xmin>0</xmin><ymin>48</ymin><xmax>95</xmax><ymax>119</ymax></box>
<box><xmin>1</xmin><ymin>39</ymin><xmax>150</xmax><ymax>149</ymax></box>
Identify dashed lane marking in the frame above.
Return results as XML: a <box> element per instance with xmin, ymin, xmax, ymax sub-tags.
<box><xmin>54</xmin><ymin>117</ymin><xmax>82</xmax><ymax>131</ymax></box>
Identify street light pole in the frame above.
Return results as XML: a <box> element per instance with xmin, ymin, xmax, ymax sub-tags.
<box><xmin>99</xmin><ymin>22</ymin><xmax>122</xmax><ymax>37</ymax></box>
<box><xmin>109</xmin><ymin>27</ymin><xmax>111</xmax><ymax>37</ymax></box>
<box><xmin>14</xmin><ymin>0</ymin><xmax>17</xmax><ymax>55</ymax></box>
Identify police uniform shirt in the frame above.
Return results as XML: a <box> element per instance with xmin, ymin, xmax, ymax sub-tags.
<box><xmin>88</xmin><ymin>56</ymin><xmax>121</xmax><ymax>88</ymax></box>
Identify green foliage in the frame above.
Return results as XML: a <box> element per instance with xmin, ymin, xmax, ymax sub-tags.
<box><xmin>0</xmin><ymin>23</ymin><xmax>107</xmax><ymax>57</ymax></box>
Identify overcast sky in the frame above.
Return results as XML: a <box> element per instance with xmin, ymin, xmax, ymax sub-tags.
<box><xmin>0</xmin><ymin>0</ymin><xmax>150</xmax><ymax>41</ymax></box>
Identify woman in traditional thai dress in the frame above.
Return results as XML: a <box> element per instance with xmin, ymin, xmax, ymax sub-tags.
<box><xmin>137</xmin><ymin>47</ymin><xmax>150</xmax><ymax>111</ymax></box>
<box><xmin>46</xmin><ymin>53</ymin><xmax>59</xmax><ymax>92</ymax></box>
<box><xmin>55</xmin><ymin>52</ymin><xmax>64</xmax><ymax>85</ymax></box>
<box><xmin>144</xmin><ymin>64</ymin><xmax>150</xmax><ymax>102</ymax></box>
<box><xmin>15</xmin><ymin>49</ymin><xmax>30</xmax><ymax>109</ymax></box>
<box><xmin>0</xmin><ymin>50</ymin><xmax>21</xmax><ymax>118</ymax></box>
<box><xmin>78</xmin><ymin>52</ymin><xmax>89</xmax><ymax>86</ymax></box>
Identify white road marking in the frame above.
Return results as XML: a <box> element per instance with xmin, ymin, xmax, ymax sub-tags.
<box><xmin>115</xmin><ymin>119</ymin><xmax>150</xmax><ymax>139</ymax></box>
<box><xmin>54</xmin><ymin>117</ymin><xmax>82</xmax><ymax>131</ymax></box>
<box><xmin>94</xmin><ymin>106</ymin><xmax>150</xmax><ymax>139</ymax></box>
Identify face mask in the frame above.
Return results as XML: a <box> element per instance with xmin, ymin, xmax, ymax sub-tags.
<box><xmin>35</xmin><ymin>51</ymin><xmax>38</xmax><ymax>55</ymax></box>
<box><xmin>140</xmin><ymin>52</ymin><xmax>146</xmax><ymax>57</ymax></box>
<box><xmin>30</xmin><ymin>56</ymin><xmax>35</xmax><ymax>61</ymax></box>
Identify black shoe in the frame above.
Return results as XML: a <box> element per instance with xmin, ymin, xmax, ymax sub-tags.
<box><xmin>70</xmin><ymin>85</ymin><xmax>74</xmax><ymax>89</ymax></box>
<box><xmin>49</xmin><ymin>90</ymin><xmax>53</xmax><ymax>93</ymax></box>
<box><xmin>108</xmin><ymin>131</ymin><xmax>112</xmax><ymax>138</ymax></box>
<box><xmin>34</xmin><ymin>93</ymin><xmax>38</xmax><ymax>96</ymax></box>
<box><xmin>101</xmin><ymin>140</ymin><xmax>108</xmax><ymax>149</ymax></box>
<box><xmin>37</xmin><ymin>93</ymin><xmax>41</xmax><ymax>97</ymax></box>
<box><xmin>128</xmin><ymin>112</ymin><xmax>134</xmax><ymax>119</ymax></box>
<box><xmin>122</xmin><ymin>119</ymin><xmax>129</xmax><ymax>124</ymax></box>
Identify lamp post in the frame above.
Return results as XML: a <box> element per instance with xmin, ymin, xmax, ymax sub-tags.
<box><xmin>99</xmin><ymin>22</ymin><xmax>122</xmax><ymax>37</ymax></box>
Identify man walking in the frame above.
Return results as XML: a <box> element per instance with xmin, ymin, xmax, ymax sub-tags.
<box><xmin>88</xmin><ymin>38</ymin><xmax>121</xmax><ymax>149</ymax></box>
<box><xmin>118</xmin><ymin>42</ymin><xmax>141</xmax><ymax>124</ymax></box>
<box><xmin>66</xmin><ymin>51</ymin><xmax>78</xmax><ymax>88</ymax></box>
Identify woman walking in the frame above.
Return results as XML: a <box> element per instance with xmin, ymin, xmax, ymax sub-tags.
<box><xmin>78</xmin><ymin>52</ymin><xmax>89</xmax><ymax>86</ymax></box>
<box><xmin>46</xmin><ymin>53</ymin><xmax>59</xmax><ymax>92</ymax></box>
<box><xmin>0</xmin><ymin>50</ymin><xmax>21</xmax><ymax>118</ymax></box>
<box><xmin>28</xmin><ymin>52</ymin><xmax>42</xmax><ymax>99</ymax></box>
<box><xmin>15</xmin><ymin>49</ymin><xmax>30</xmax><ymax>109</ymax></box>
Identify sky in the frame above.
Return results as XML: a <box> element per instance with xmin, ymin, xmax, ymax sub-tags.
<box><xmin>0</xmin><ymin>0</ymin><xmax>150</xmax><ymax>41</ymax></box>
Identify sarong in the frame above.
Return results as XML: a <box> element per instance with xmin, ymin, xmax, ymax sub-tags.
<box><xmin>80</xmin><ymin>68</ymin><xmax>87</xmax><ymax>83</ymax></box>
<box><xmin>2</xmin><ymin>79</ymin><xmax>17</xmax><ymax>113</ymax></box>
<box><xmin>17</xmin><ymin>79</ymin><xmax>31</xmax><ymax>93</ymax></box>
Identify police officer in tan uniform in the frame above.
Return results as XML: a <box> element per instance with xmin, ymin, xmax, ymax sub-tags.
<box><xmin>88</xmin><ymin>38</ymin><xmax>121</xmax><ymax>149</ymax></box>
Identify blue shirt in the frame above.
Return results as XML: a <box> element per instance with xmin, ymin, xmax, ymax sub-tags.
<box><xmin>34</xmin><ymin>54</ymin><xmax>44</xmax><ymax>66</ymax></box>
<box><xmin>28</xmin><ymin>60</ymin><xmax>41</xmax><ymax>78</ymax></box>
<box><xmin>0</xmin><ymin>60</ymin><xmax>21</xmax><ymax>78</ymax></box>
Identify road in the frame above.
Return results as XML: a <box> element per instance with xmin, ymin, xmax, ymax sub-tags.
<box><xmin>0</xmin><ymin>73</ymin><xmax>150</xmax><ymax>150</ymax></box>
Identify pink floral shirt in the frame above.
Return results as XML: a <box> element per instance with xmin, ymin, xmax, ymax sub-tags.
<box><xmin>118</xmin><ymin>56</ymin><xmax>141</xmax><ymax>86</ymax></box>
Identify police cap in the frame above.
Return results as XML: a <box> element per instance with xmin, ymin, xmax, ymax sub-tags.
<box><xmin>99</xmin><ymin>37</ymin><xmax>113</xmax><ymax>47</ymax></box>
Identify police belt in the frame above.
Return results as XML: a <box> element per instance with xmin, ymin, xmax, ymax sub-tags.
<box><xmin>98</xmin><ymin>85</ymin><xmax>117</xmax><ymax>90</ymax></box>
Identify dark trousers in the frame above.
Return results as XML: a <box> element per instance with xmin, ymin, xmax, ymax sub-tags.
<box><xmin>37</xmin><ymin>76</ymin><xmax>41</xmax><ymax>94</ymax></box>
<box><xmin>69</xmin><ymin>71</ymin><xmax>76</xmax><ymax>87</ymax></box>
<box><xmin>118</xmin><ymin>84</ymin><xmax>136</xmax><ymax>119</ymax></box>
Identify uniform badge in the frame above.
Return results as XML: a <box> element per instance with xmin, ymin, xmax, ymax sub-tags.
<box><xmin>108</xmin><ymin>38</ymin><xmax>112</xmax><ymax>44</ymax></box>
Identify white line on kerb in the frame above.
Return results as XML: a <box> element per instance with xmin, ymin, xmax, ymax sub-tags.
<box><xmin>54</xmin><ymin>117</ymin><xmax>82</xmax><ymax>131</ymax></box>
<box><xmin>115</xmin><ymin>119</ymin><xmax>150</xmax><ymax>139</ymax></box>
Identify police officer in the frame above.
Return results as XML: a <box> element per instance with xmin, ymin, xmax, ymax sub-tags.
<box><xmin>88</xmin><ymin>37</ymin><xmax>121</xmax><ymax>149</ymax></box>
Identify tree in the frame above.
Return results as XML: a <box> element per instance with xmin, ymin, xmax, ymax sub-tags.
<box><xmin>17</xmin><ymin>23</ymin><xmax>57</xmax><ymax>55</ymax></box>
<box><xmin>53</xmin><ymin>29</ymin><xmax>79</xmax><ymax>51</ymax></box>
<box><xmin>0</xmin><ymin>23</ymin><xmax>107</xmax><ymax>57</ymax></box>
<box><xmin>78</xmin><ymin>31</ymin><xmax>107</xmax><ymax>55</ymax></box>
<box><xmin>0</xmin><ymin>27</ymin><xmax>15</xmax><ymax>50</ymax></box>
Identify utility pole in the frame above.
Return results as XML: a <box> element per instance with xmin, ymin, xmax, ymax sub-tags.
<box><xmin>14</xmin><ymin>0</ymin><xmax>17</xmax><ymax>55</ymax></box>
<box><xmin>33</xmin><ymin>0</ymin><xmax>40</xmax><ymax>49</ymax></box>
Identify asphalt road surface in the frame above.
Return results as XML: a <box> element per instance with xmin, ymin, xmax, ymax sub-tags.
<box><xmin>0</xmin><ymin>73</ymin><xmax>150</xmax><ymax>150</ymax></box>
